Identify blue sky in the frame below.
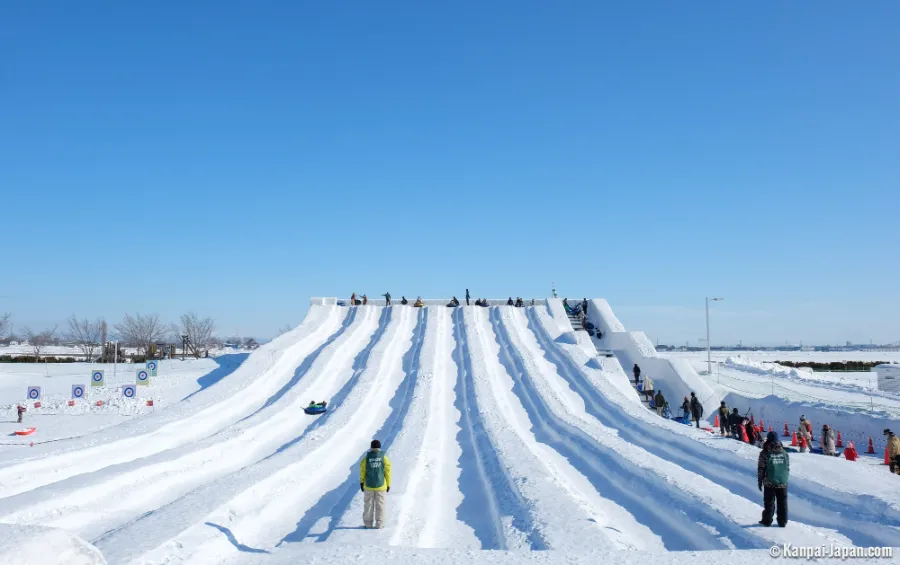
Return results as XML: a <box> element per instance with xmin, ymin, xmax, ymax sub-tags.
<box><xmin>2</xmin><ymin>2</ymin><xmax>897</xmax><ymax>345</ymax></box>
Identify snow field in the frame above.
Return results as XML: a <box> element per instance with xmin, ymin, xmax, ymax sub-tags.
<box><xmin>2</xmin><ymin>300</ymin><xmax>899</xmax><ymax>565</ymax></box>
<box><xmin>0</xmin><ymin>305</ymin><xmax>345</xmax><ymax>498</ymax></box>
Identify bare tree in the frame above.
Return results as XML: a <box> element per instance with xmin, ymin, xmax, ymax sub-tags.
<box><xmin>179</xmin><ymin>313</ymin><xmax>215</xmax><ymax>358</ymax></box>
<box><xmin>113</xmin><ymin>313</ymin><xmax>167</xmax><ymax>356</ymax></box>
<box><xmin>67</xmin><ymin>315</ymin><xmax>105</xmax><ymax>360</ymax></box>
<box><xmin>0</xmin><ymin>313</ymin><xmax>10</xmax><ymax>338</ymax></box>
<box><xmin>23</xmin><ymin>325</ymin><xmax>58</xmax><ymax>361</ymax></box>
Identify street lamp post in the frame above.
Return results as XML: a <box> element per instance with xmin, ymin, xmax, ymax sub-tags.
<box><xmin>706</xmin><ymin>297</ymin><xmax>724</xmax><ymax>375</ymax></box>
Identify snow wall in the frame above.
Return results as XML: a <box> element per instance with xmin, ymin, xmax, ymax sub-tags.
<box><xmin>586</xmin><ymin>299</ymin><xmax>720</xmax><ymax>418</ymax></box>
<box><xmin>546</xmin><ymin>299</ymin><xmax>642</xmax><ymax>404</ymax></box>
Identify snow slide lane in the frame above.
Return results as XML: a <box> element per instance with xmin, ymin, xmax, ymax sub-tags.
<box><xmin>527</xmin><ymin>305</ymin><xmax>900</xmax><ymax>549</ymax></box>
<box><xmin>120</xmin><ymin>305</ymin><xmax>418</xmax><ymax>565</ymax></box>
<box><xmin>460</xmin><ymin>307</ymin><xmax>632</xmax><ymax>551</ymax></box>
<box><xmin>502</xmin><ymin>308</ymin><xmax>846</xmax><ymax>550</ymax></box>
<box><xmin>320</xmin><ymin>307</ymin><xmax>475</xmax><ymax>549</ymax></box>
<box><xmin>0</xmin><ymin>306</ymin><xmax>385</xmax><ymax>539</ymax></box>
<box><xmin>0</xmin><ymin>305</ymin><xmax>346</xmax><ymax>498</ymax></box>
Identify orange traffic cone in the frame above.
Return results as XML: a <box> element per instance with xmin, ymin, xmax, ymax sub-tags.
<box><xmin>768</xmin><ymin>425</ymin><xmax>773</xmax><ymax>433</ymax></box>
<box><xmin>836</xmin><ymin>431</ymin><xmax>843</xmax><ymax>448</ymax></box>
<box><xmin>867</xmin><ymin>437</ymin><xmax>875</xmax><ymax>454</ymax></box>
<box><xmin>783</xmin><ymin>423</ymin><xmax>790</xmax><ymax>437</ymax></box>
<box><xmin>799</xmin><ymin>436</ymin><xmax>807</xmax><ymax>450</ymax></box>
<box><xmin>791</xmin><ymin>431</ymin><xmax>798</xmax><ymax>446</ymax></box>
<box><xmin>741</xmin><ymin>425</ymin><xmax>749</xmax><ymax>443</ymax></box>
<box><xmin>885</xmin><ymin>448</ymin><xmax>891</xmax><ymax>465</ymax></box>
<box><xmin>759</xmin><ymin>418</ymin><xmax>765</xmax><ymax>429</ymax></box>
<box><xmin>714</xmin><ymin>413</ymin><xmax>719</xmax><ymax>427</ymax></box>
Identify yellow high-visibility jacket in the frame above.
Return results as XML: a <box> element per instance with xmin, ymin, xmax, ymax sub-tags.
<box><xmin>359</xmin><ymin>449</ymin><xmax>392</xmax><ymax>491</ymax></box>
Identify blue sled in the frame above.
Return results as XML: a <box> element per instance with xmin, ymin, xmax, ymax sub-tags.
<box><xmin>304</xmin><ymin>405</ymin><xmax>327</xmax><ymax>415</ymax></box>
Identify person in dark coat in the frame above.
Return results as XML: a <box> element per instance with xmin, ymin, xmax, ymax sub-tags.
<box><xmin>689</xmin><ymin>392</ymin><xmax>703</xmax><ymax>428</ymax></box>
<box><xmin>401</xmin><ymin>296</ymin><xmax>408</xmax><ymax>305</ymax></box>
<box><xmin>582</xmin><ymin>299</ymin><xmax>588</xmax><ymax>315</ymax></box>
<box><xmin>681</xmin><ymin>396</ymin><xmax>691</xmax><ymax>420</ymax></box>
<box><xmin>758</xmin><ymin>431</ymin><xmax>789</xmax><ymax>527</ymax></box>
<box><xmin>383</xmin><ymin>292</ymin><xmax>391</xmax><ymax>306</ymax></box>
<box><xmin>465</xmin><ymin>289</ymin><xmax>470</xmax><ymax>306</ymax></box>
<box><xmin>17</xmin><ymin>405</ymin><xmax>26</xmax><ymax>424</ymax></box>
<box><xmin>653</xmin><ymin>390</ymin><xmax>666</xmax><ymax>417</ymax></box>
<box><xmin>717</xmin><ymin>401</ymin><xmax>730</xmax><ymax>436</ymax></box>
<box><xmin>632</xmin><ymin>364</ymin><xmax>641</xmax><ymax>387</ymax></box>
<box><xmin>729</xmin><ymin>408</ymin><xmax>743</xmax><ymax>440</ymax></box>
<box><xmin>507</xmin><ymin>297</ymin><xmax>514</xmax><ymax>306</ymax></box>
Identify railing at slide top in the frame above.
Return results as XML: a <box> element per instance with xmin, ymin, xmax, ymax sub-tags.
<box><xmin>336</xmin><ymin>298</ymin><xmax>550</xmax><ymax>307</ymax></box>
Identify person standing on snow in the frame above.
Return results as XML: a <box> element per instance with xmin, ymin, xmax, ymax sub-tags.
<box><xmin>885</xmin><ymin>429</ymin><xmax>900</xmax><ymax>474</ymax></box>
<box><xmin>17</xmin><ymin>405</ymin><xmax>26</xmax><ymax>424</ymax></box>
<box><xmin>821</xmin><ymin>425</ymin><xmax>836</xmax><ymax>456</ymax></box>
<box><xmin>717</xmin><ymin>401</ymin><xmax>730</xmax><ymax>436</ymax></box>
<box><xmin>690</xmin><ymin>392</ymin><xmax>703</xmax><ymax>428</ymax></box>
<box><xmin>758</xmin><ymin>431</ymin><xmax>789</xmax><ymax>527</ymax></box>
<box><xmin>350</xmin><ymin>293</ymin><xmax>357</xmax><ymax>306</ymax></box>
<box><xmin>383</xmin><ymin>292</ymin><xmax>391</xmax><ymax>306</ymax></box>
<box><xmin>633</xmin><ymin>364</ymin><xmax>641</xmax><ymax>387</ymax></box>
<box><xmin>843</xmin><ymin>441</ymin><xmax>858</xmax><ymax>461</ymax></box>
<box><xmin>360</xmin><ymin>439</ymin><xmax>392</xmax><ymax>528</ymax></box>
<box><xmin>681</xmin><ymin>396</ymin><xmax>691</xmax><ymax>421</ymax></box>
<box><xmin>729</xmin><ymin>408</ymin><xmax>743</xmax><ymax>440</ymax></box>
<box><xmin>582</xmin><ymin>298</ymin><xmax>588</xmax><ymax>315</ymax></box>
<box><xmin>466</xmin><ymin>289</ymin><xmax>470</xmax><ymax>306</ymax></box>
<box><xmin>798</xmin><ymin>417</ymin><xmax>812</xmax><ymax>449</ymax></box>
<box><xmin>654</xmin><ymin>390</ymin><xmax>666</xmax><ymax>417</ymax></box>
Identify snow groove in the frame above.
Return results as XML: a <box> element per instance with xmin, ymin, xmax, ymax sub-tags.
<box><xmin>122</xmin><ymin>306</ymin><xmax>418</xmax><ymax>564</ymax></box>
<box><xmin>494</xmin><ymin>308</ymin><xmax>801</xmax><ymax>551</ymax></box>
<box><xmin>525</xmin><ymin>306</ymin><xmax>900</xmax><ymax>549</ymax></box>
<box><xmin>451</xmin><ymin>307</ymin><xmax>531</xmax><ymax>550</ymax></box>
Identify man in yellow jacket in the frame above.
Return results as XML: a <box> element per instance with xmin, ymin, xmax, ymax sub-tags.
<box><xmin>360</xmin><ymin>439</ymin><xmax>392</xmax><ymax>528</ymax></box>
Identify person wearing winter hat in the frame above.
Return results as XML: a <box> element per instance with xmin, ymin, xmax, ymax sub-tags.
<box><xmin>360</xmin><ymin>439</ymin><xmax>392</xmax><ymax>528</ymax></box>
<box><xmin>843</xmin><ymin>441</ymin><xmax>858</xmax><ymax>462</ymax></box>
<box><xmin>757</xmin><ymin>431</ymin><xmax>789</xmax><ymax>527</ymax></box>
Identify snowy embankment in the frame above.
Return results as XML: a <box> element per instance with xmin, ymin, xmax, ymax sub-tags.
<box><xmin>586</xmin><ymin>299</ymin><xmax>720</xmax><ymax>416</ymax></box>
<box><xmin>1</xmin><ymin>299</ymin><xmax>899</xmax><ymax>565</ymax></box>
<box><xmin>0</xmin><ymin>524</ymin><xmax>107</xmax><ymax>565</ymax></box>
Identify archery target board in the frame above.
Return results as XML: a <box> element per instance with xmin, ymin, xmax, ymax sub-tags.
<box><xmin>91</xmin><ymin>370</ymin><xmax>105</xmax><ymax>386</ymax></box>
<box><xmin>27</xmin><ymin>386</ymin><xmax>41</xmax><ymax>400</ymax></box>
<box><xmin>72</xmin><ymin>384</ymin><xmax>86</xmax><ymax>399</ymax></box>
<box><xmin>136</xmin><ymin>369</ymin><xmax>150</xmax><ymax>386</ymax></box>
<box><xmin>147</xmin><ymin>360</ymin><xmax>158</xmax><ymax>376</ymax></box>
<box><xmin>121</xmin><ymin>385</ymin><xmax>137</xmax><ymax>398</ymax></box>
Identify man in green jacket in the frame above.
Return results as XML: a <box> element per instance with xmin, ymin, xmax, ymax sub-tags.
<box><xmin>758</xmin><ymin>431</ymin><xmax>789</xmax><ymax>527</ymax></box>
<box><xmin>360</xmin><ymin>439</ymin><xmax>392</xmax><ymax>529</ymax></box>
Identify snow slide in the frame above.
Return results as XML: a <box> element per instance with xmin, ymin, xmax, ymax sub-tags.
<box><xmin>1</xmin><ymin>300</ymin><xmax>899</xmax><ymax>565</ymax></box>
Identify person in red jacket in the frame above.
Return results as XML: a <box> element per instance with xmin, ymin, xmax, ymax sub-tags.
<box><xmin>843</xmin><ymin>441</ymin><xmax>858</xmax><ymax>461</ymax></box>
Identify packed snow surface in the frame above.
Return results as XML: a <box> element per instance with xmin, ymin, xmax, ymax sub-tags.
<box><xmin>0</xmin><ymin>300</ymin><xmax>898</xmax><ymax>565</ymax></box>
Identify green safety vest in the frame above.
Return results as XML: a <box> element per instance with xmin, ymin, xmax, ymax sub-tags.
<box><xmin>365</xmin><ymin>450</ymin><xmax>386</xmax><ymax>489</ymax></box>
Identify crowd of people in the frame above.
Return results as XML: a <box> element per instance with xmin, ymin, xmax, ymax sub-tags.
<box><xmin>345</xmin><ymin>290</ymin><xmax>541</xmax><ymax>309</ymax></box>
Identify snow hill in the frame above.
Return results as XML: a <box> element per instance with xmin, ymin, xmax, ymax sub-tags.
<box><xmin>0</xmin><ymin>299</ymin><xmax>897</xmax><ymax>565</ymax></box>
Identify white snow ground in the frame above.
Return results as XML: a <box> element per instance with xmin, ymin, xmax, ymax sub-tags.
<box><xmin>0</xmin><ymin>299</ymin><xmax>897</xmax><ymax>565</ymax></box>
